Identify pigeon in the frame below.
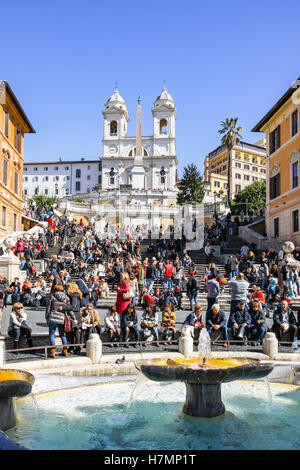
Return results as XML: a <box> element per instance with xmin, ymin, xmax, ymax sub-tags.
<box><xmin>115</xmin><ymin>356</ymin><xmax>125</xmax><ymax>364</ymax></box>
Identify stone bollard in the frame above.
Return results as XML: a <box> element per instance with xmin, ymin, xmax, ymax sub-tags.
<box><xmin>0</xmin><ymin>335</ymin><xmax>5</xmax><ymax>367</ymax></box>
<box><xmin>86</xmin><ymin>333</ymin><xmax>102</xmax><ymax>364</ymax></box>
<box><xmin>178</xmin><ymin>325</ymin><xmax>194</xmax><ymax>358</ymax></box>
<box><xmin>263</xmin><ymin>332</ymin><xmax>278</xmax><ymax>359</ymax></box>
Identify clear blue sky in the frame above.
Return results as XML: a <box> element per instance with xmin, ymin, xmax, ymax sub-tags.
<box><xmin>2</xmin><ymin>0</ymin><xmax>300</xmax><ymax>176</ymax></box>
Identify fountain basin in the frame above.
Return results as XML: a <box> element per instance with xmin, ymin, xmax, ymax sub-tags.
<box><xmin>136</xmin><ymin>358</ymin><xmax>273</xmax><ymax>417</ymax></box>
<box><xmin>0</xmin><ymin>369</ymin><xmax>35</xmax><ymax>431</ymax></box>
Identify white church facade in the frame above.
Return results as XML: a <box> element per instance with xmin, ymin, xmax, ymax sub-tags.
<box><xmin>99</xmin><ymin>86</ymin><xmax>178</xmax><ymax>206</ymax></box>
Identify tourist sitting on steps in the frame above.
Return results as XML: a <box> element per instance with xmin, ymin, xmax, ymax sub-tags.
<box><xmin>161</xmin><ymin>305</ymin><xmax>176</xmax><ymax>345</ymax></box>
<box><xmin>272</xmin><ymin>300</ymin><xmax>298</xmax><ymax>348</ymax></box>
<box><xmin>7</xmin><ymin>303</ymin><xmax>33</xmax><ymax>352</ymax></box>
<box><xmin>184</xmin><ymin>304</ymin><xmax>205</xmax><ymax>338</ymax></box>
<box><xmin>81</xmin><ymin>304</ymin><xmax>101</xmax><ymax>344</ymax></box>
<box><xmin>227</xmin><ymin>300</ymin><xmax>251</xmax><ymax>345</ymax></box>
<box><xmin>104</xmin><ymin>305</ymin><xmax>121</xmax><ymax>347</ymax></box>
<box><xmin>248</xmin><ymin>300</ymin><xmax>267</xmax><ymax>346</ymax></box>
<box><xmin>122</xmin><ymin>303</ymin><xmax>140</xmax><ymax>348</ymax></box>
<box><xmin>205</xmin><ymin>304</ymin><xmax>228</xmax><ymax>347</ymax></box>
<box><xmin>141</xmin><ymin>304</ymin><xmax>159</xmax><ymax>347</ymax></box>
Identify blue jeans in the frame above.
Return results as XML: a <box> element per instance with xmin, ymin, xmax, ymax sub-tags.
<box><xmin>164</xmin><ymin>277</ymin><xmax>173</xmax><ymax>290</ymax></box>
<box><xmin>49</xmin><ymin>322</ymin><xmax>67</xmax><ymax>346</ymax></box>
<box><xmin>229</xmin><ymin>270</ymin><xmax>237</xmax><ymax>280</ymax></box>
<box><xmin>206</xmin><ymin>325</ymin><xmax>228</xmax><ymax>341</ymax></box>
<box><xmin>189</xmin><ymin>289</ymin><xmax>198</xmax><ymax>309</ymax></box>
<box><xmin>157</xmin><ymin>269</ymin><xmax>163</xmax><ymax>281</ymax></box>
<box><xmin>249</xmin><ymin>324</ymin><xmax>266</xmax><ymax>343</ymax></box>
<box><xmin>148</xmin><ymin>279</ymin><xmax>155</xmax><ymax>294</ymax></box>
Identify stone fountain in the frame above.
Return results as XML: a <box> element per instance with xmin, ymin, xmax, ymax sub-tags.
<box><xmin>136</xmin><ymin>329</ymin><xmax>273</xmax><ymax>417</ymax></box>
<box><xmin>0</xmin><ymin>369</ymin><xmax>35</xmax><ymax>431</ymax></box>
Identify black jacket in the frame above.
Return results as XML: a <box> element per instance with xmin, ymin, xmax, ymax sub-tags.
<box><xmin>273</xmin><ymin>307</ymin><xmax>297</xmax><ymax>328</ymax></box>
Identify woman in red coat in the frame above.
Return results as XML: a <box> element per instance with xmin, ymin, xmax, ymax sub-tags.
<box><xmin>116</xmin><ymin>272</ymin><xmax>132</xmax><ymax>316</ymax></box>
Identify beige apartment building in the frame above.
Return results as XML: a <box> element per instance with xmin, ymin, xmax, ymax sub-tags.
<box><xmin>204</xmin><ymin>140</ymin><xmax>267</xmax><ymax>198</ymax></box>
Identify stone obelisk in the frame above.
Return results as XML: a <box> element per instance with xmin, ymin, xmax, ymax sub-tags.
<box><xmin>131</xmin><ymin>95</ymin><xmax>145</xmax><ymax>190</ymax></box>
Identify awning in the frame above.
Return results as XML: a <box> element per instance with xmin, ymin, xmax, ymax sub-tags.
<box><xmin>53</xmin><ymin>209</ymin><xmax>63</xmax><ymax>217</ymax></box>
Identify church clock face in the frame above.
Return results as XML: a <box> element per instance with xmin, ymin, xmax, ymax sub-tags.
<box><xmin>109</xmin><ymin>145</ymin><xmax>118</xmax><ymax>156</ymax></box>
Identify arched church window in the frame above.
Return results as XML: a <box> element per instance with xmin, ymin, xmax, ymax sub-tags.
<box><xmin>110</xmin><ymin>121</ymin><xmax>117</xmax><ymax>135</ymax></box>
<box><xmin>144</xmin><ymin>148</ymin><xmax>148</xmax><ymax>156</ymax></box>
<box><xmin>160</xmin><ymin>119</ymin><xmax>168</xmax><ymax>135</ymax></box>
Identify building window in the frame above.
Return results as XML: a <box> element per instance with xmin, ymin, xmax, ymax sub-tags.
<box><xmin>292</xmin><ymin>161</ymin><xmax>299</xmax><ymax>188</ymax></box>
<box><xmin>33</xmin><ymin>177</ymin><xmax>38</xmax><ymax>182</ymax></box>
<box><xmin>34</xmin><ymin>187</ymin><xmax>39</xmax><ymax>195</ymax></box>
<box><xmin>14</xmin><ymin>172</ymin><xmax>19</xmax><ymax>194</ymax></box>
<box><xmin>44</xmin><ymin>167</ymin><xmax>48</xmax><ymax>171</ymax></box>
<box><xmin>3</xmin><ymin>159</ymin><xmax>8</xmax><ymax>186</ymax></box>
<box><xmin>252</xmin><ymin>166</ymin><xmax>258</xmax><ymax>172</ymax></box>
<box><xmin>244</xmin><ymin>175</ymin><xmax>250</xmax><ymax>181</ymax></box>
<box><xmin>160</xmin><ymin>119</ymin><xmax>168</xmax><ymax>134</ymax></box>
<box><xmin>87</xmin><ymin>175</ymin><xmax>91</xmax><ymax>180</ymax></box>
<box><xmin>214</xmin><ymin>181</ymin><xmax>220</xmax><ymax>187</ymax></box>
<box><xmin>235</xmin><ymin>173</ymin><xmax>241</xmax><ymax>179</ymax></box>
<box><xmin>235</xmin><ymin>184</ymin><xmax>241</xmax><ymax>193</ymax></box>
<box><xmin>64</xmin><ymin>166</ymin><xmax>69</xmax><ymax>170</ymax></box>
<box><xmin>244</xmin><ymin>164</ymin><xmax>250</xmax><ymax>170</ymax></box>
<box><xmin>292</xmin><ymin>209</ymin><xmax>299</xmax><ymax>232</ymax></box>
<box><xmin>44</xmin><ymin>176</ymin><xmax>49</xmax><ymax>182</ymax></box>
<box><xmin>98</xmin><ymin>174</ymin><xmax>102</xmax><ymax>184</ymax></box>
<box><xmin>75</xmin><ymin>181</ymin><xmax>81</xmax><ymax>191</ymax></box>
<box><xmin>87</xmin><ymin>165</ymin><xmax>90</xmax><ymax>170</ymax></box>
<box><xmin>2</xmin><ymin>206</ymin><xmax>6</xmax><ymax>226</ymax></box>
<box><xmin>14</xmin><ymin>127</ymin><xmax>22</xmax><ymax>153</ymax></box>
<box><xmin>24</xmin><ymin>177</ymin><xmax>28</xmax><ymax>182</ymax></box>
<box><xmin>98</xmin><ymin>163</ymin><xmax>102</xmax><ymax>171</ymax></box>
<box><xmin>66</xmin><ymin>176</ymin><xmax>70</xmax><ymax>181</ymax></box>
<box><xmin>270</xmin><ymin>173</ymin><xmax>280</xmax><ymax>199</ymax></box>
<box><xmin>13</xmin><ymin>213</ymin><xmax>17</xmax><ymax>231</ymax></box>
<box><xmin>23</xmin><ymin>189</ymin><xmax>28</xmax><ymax>196</ymax></box>
<box><xmin>261</xmin><ymin>169</ymin><xmax>266</xmax><ymax>174</ymax></box>
<box><xmin>274</xmin><ymin>218</ymin><xmax>279</xmax><ymax>238</ymax></box>
<box><xmin>75</xmin><ymin>169</ymin><xmax>81</xmax><ymax>178</ymax></box>
<box><xmin>110</xmin><ymin>121</ymin><xmax>117</xmax><ymax>135</ymax></box>
<box><xmin>44</xmin><ymin>188</ymin><xmax>49</xmax><ymax>195</ymax></box>
<box><xmin>4</xmin><ymin>112</ymin><xmax>9</xmax><ymax>138</ymax></box>
<box><xmin>24</xmin><ymin>167</ymin><xmax>28</xmax><ymax>171</ymax></box>
<box><xmin>291</xmin><ymin>110</ymin><xmax>298</xmax><ymax>137</ymax></box>
<box><xmin>269</xmin><ymin>126</ymin><xmax>280</xmax><ymax>154</ymax></box>
<box><xmin>235</xmin><ymin>162</ymin><xmax>241</xmax><ymax>168</ymax></box>
<box><xmin>55</xmin><ymin>176</ymin><xmax>59</xmax><ymax>181</ymax></box>
<box><xmin>54</xmin><ymin>166</ymin><xmax>59</xmax><ymax>170</ymax></box>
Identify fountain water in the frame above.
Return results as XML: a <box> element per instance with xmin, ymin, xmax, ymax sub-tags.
<box><xmin>198</xmin><ymin>328</ymin><xmax>211</xmax><ymax>365</ymax></box>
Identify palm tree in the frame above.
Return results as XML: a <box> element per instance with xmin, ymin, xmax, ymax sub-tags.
<box><xmin>218</xmin><ymin>117</ymin><xmax>243</xmax><ymax>213</ymax></box>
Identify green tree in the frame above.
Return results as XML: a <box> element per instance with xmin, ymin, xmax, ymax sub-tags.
<box><xmin>218</xmin><ymin>117</ymin><xmax>243</xmax><ymax>212</ymax></box>
<box><xmin>31</xmin><ymin>195</ymin><xmax>58</xmax><ymax>206</ymax></box>
<box><xmin>177</xmin><ymin>164</ymin><xmax>205</xmax><ymax>205</ymax></box>
<box><xmin>233</xmin><ymin>180</ymin><xmax>266</xmax><ymax>212</ymax></box>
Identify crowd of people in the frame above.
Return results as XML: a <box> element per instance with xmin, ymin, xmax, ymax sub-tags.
<box><xmin>1</xmin><ymin>206</ymin><xmax>300</xmax><ymax>354</ymax></box>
